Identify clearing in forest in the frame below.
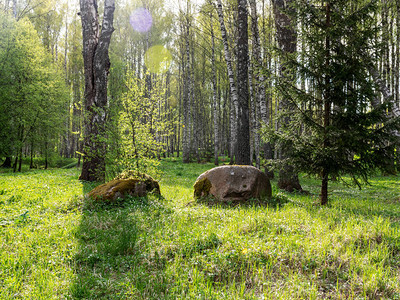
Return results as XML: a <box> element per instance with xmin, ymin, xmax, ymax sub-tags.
<box><xmin>0</xmin><ymin>159</ymin><xmax>399</xmax><ymax>299</ymax></box>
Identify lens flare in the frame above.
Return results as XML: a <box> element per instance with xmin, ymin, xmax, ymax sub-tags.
<box><xmin>130</xmin><ymin>8</ymin><xmax>152</xmax><ymax>33</ymax></box>
<box><xmin>144</xmin><ymin>45</ymin><xmax>172</xmax><ymax>74</ymax></box>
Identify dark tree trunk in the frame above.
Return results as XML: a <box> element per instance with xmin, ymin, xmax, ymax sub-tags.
<box><xmin>273</xmin><ymin>0</ymin><xmax>303</xmax><ymax>191</ymax></box>
<box><xmin>18</xmin><ymin>146</ymin><xmax>22</xmax><ymax>172</ymax></box>
<box><xmin>30</xmin><ymin>140</ymin><xmax>34</xmax><ymax>169</ymax></box>
<box><xmin>79</xmin><ymin>0</ymin><xmax>115</xmax><ymax>182</ymax></box>
<box><xmin>1</xmin><ymin>157</ymin><xmax>12</xmax><ymax>168</ymax></box>
<box><xmin>236</xmin><ymin>0</ymin><xmax>250</xmax><ymax>165</ymax></box>
<box><xmin>320</xmin><ymin>169</ymin><xmax>328</xmax><ymax>205</ymax></box>
<box><xmin>13</xmin><ymin>155</ymin><xmax>17</xmax><ymax>173</ymax></box>
<box><xmin>320</xmin><ymin>2</ymin><xmax>331</xmax><ymax>205</ymax></box>
<box><xmin>44</xmin><ymin>141</ymin><xmax>48</xmax><ymax>170</ymax></box>
<box><xmin>277</xmin><ymin>165</ymin><xmax>302</xmax><ymax>192</ymax></box>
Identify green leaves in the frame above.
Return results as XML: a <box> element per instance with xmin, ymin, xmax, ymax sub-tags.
<box><xmin>106</xmin><ymin>71</ymin><xmax>170</xmax><ymax>179</ymax></box>
<box><xmin>0</xmin><ymin>13</ymin><xmax>68</xmax><ymax>161</ymax></box>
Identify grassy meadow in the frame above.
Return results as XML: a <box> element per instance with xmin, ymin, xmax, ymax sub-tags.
<box><xmin>0</xmin><ymin>158</ymin><xmax>400</xmax><ymax>299</ymax></box>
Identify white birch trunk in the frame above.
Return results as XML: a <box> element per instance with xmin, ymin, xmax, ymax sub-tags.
<box><xmin>216</xmin><ymin>0</ymin><xmax>238</xmax><ymax>163</ymax></box>
<box><xmin>368</xmin><ymin>65</ymin><xmax>400</xmax><ymax>123</ymax></box>
<box><xmin>210</xmin><ymin>12</ymin><xmax>219</xmax><ymax>165</ymax></box>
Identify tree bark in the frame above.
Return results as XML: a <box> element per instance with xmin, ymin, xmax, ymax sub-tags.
<box><xmin>216</xmin><ymin>0</ymin><xmax>238</xmax><ymax>164</ymax></box>
<box><xmin>79</xmin><ymin>0</ymin><xmax>115</xmax><ymax>182</ymax></box>
<box><xmin>248</xmin><ymin>59</ymin><xmax>255</xmax><ymax>166</ymax></box>
<box><xmin>368</xmin><ymin>65</ymin><xmax>400</xmax><ymax>123</ymax></box>
<box><xmin>210</xmin><ymin>12</ymin><xmax>219</xmax><ymax>166</ymax></box>
<box><xmin>272</xmin><ymin>0</ymin><xmax>303</xmax><ymax>192</ymax></box>
<box><xmin>190</xmin><ymin>32</ymin><xmax>200</xmax><ymax>163</ymax></box>
<box><xmin>320</xmin><ymin>2</ymin><xmax>331</xmax><ymax>205</ymax></box>
<box><xmin>29</xmin><ymin>139</ymin><xmax>34</xmax><ymax>169</ymax></box>
<box><xmin>18</xmin><ymin>143</ymin><xmax>22</xmax><ymax>172</ymax></box>
<box><xmin>12</xmin><ymin>0</ymin><xmax>16</xmax><ymax>18</ymax></box>
<box><xmin>396</xmin><ymin>2</ymin><xmax>400</xmax><ymax>105</ymax></box>
<box><xmin>236</xmin><ymin>0</ymin><xmax>250</xmax><ymax>165</ymax></box>
<box><xmin>182</xmin><ymin>16</ymin><xmax>191</xmax><ymax>163</ymax></box>
<box><xmin>1</xmin><ymin>157</ymin><xmax>12</xmax><ymax>168</ymax></box>
<box><xmin>249</xmin><ymin>0</ymin><xmax>273</xmax><ymax>176</ymax></box>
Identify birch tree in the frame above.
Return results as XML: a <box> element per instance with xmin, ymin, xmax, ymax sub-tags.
<box><xmin>216</xmin><ymin>0</ymin><xmax>238</xmax><ymax>163</ymax></box>
<box><xmin>209</xmin><ymin>10</ymin><xmax>219</xmax><ymax>165</ymax></box>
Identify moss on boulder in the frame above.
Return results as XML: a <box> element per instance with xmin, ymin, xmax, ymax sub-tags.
<box><xmin>87</xmin><ymin>171</ymin><xmax>160</xmax><ymax>202</ymax></box>
<box><xmin>193</xmin><ymin>177</ymin><xmax>212</xmax><ymax>198</ymax></box>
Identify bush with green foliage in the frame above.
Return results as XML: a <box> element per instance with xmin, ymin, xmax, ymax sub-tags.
<box><xmin>106</xmin><ymin>71</ymin><xmax>173</xmax><ymax>179</ymax></box>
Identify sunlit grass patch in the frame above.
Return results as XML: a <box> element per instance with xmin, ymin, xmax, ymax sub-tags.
<box><xmin>0</xmin><ymin>160</ymin><xmax>399</xmax><ymax>299</ymax></box>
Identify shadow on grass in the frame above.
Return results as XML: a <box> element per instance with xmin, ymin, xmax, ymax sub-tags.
<box><xmin>69</xmin><ymin>182</ymin><xmax>171</xmax><ymax>299</ymax></box>
<box><xmin>192</xmin><ymin>193</ymin><xmax>290</xmax><ymax>210</ymax></box>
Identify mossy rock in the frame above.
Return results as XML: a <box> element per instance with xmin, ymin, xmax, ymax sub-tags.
<box><xmin>87</xmin><ymin>171</ymin><xmax>160</xmax><ymax>202</ymax></box>
<box><xmin>193</xmin><ymin>177</ymin><xmax>212</xmax><ymax>198</ymax></box>
<box><xmin>115</xmin><ymin>170</ymin><xmax>160</xmax><ymax>193</ymax></box>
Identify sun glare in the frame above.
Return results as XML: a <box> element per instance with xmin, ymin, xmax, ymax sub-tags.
<box><xmin>144</xmin><ymin>45</ymin><xmax>172</xmax><ymax>74</ymax></box>
<box><xmin>130</xmin><ymin>8</ymin><xmax>152</xmax><ymax>33</ymax></box>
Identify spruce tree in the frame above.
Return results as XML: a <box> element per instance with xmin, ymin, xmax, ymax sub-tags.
<box><xmin>273</xmin><ymin>0</ymin><xmax>400</xmax><ymax>204</ymax></box>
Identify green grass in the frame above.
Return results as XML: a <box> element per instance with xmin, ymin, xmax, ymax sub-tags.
<box><xmin>0</xmin><ymin>158</ymin><xmax>399</xmax><ymax>299</ymax></box>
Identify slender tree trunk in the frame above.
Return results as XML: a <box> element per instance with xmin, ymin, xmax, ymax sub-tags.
<box><xmin>44</xmin><ymin>140</ymin><xmax>48</xmax><ymax>170</ymax></box>
<box><xmin>182</xmin><ymin>17</ymin><xmax>191</xmax><ymax>163</ymax></box>
<box><xmin>79</xmin><ymin>0</ymin><xmax>115</xmax><ymax>182</ymax></box>
<box><xmin>30</xmin><ymin>139</ymin><xmax>34</xmax><ymax>169</ymax></box>
<box><xmin>249</xmin><ymin>0</ymin><xmax>262</xmax><ymax>170</ymax></box>
<box><xmin>13</xmin><ymin>155</ymin><xmax>17</xmax><ymax>173</ymax></box>
<box><xmin>14</xmin><ymin>125</ymin><xmax>23</xmax><ymax>172</ymax></box>
<box><xmin>395</xmin><ymin>2</ymin><xmax>400</xmax><ymax>105</ymax></box>
<box><xmin>222</xmin><ymin>86</ymin><xmax>228</xmax><ymax>157</ymax></box>
<box><xmin>273</xmin><ymin>0</ymin><xmax>303</xmax><ymax>191</ymax></box>
<box><xmin>190</xmin><ymin>34</ymin><xmax>200</xmax><ymax>163</ymax></box>
<box><xmin>320</xmin><ymin>2</ymin><xmax>331</xmax><ymax>205</ymax></box>
<box><xmin>216</xmin><ymin>0</ymin><xmax>238</xmax><ymax>164</ymax></box>
<box><xmin>18</xmin><ymin>145</ymin><xmax>22</xmax><ymax>172</ymax></box>
<box><xmin>321</xmin><ymin>169</ymin><xmax>328</xmax><ymax>205</ymax></box>
<box><xmin>249</xmin><ymin>59</ymin><xmax>255</xmax><ymax>165</ymax></box>
<box><xmin>210</xmin><ymin>12</ymin><xmax>219</xmax><ymax>166</ymax></box>
<box><xmin>12</xmin><ymin>0</ymin><xmax>16</xmax><ymax>18</ymax></box>
<box><xmin>236</xmin><ymin>0</ymin><xmax>250</xmax><ymax>165</ymax></box>
<box><xmin>64</xmin><ymin>8</ymin><xmax>71</xmax><ymax>159</ymax></box>
<box><xmin>250</xmin><ymin>0</ymin><xmax>273</xmax><ymax>175</ymax></box>
<box><xmin>382</xmin><ymin>0</ymin><xmax>389</xmax><ymax>92</ymax></box>
<box><xmin>177</xmin><ymin>62</ymin><xmax>182</xmax><ymax>158</ymax></box>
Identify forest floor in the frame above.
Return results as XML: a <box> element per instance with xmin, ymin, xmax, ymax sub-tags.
<box><xmin>0</xmin><ymin>158</ymin><xmax>400</xmax><ymax>299</ymax></box>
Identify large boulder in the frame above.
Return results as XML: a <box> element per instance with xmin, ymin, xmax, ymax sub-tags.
<box><xmin>88</xmin><ymin>171</ymin><xmax>160</xmax><ymax>202</ymax></box>
<box><xmin>194</xmin><ymin>165</ymin><xmax>272</xmax><ymax>202</ymax></box>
